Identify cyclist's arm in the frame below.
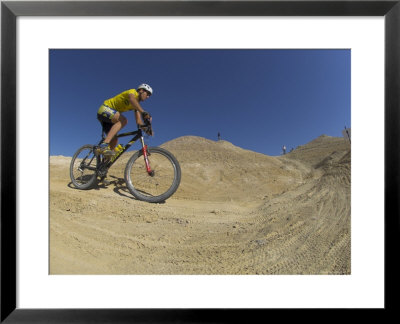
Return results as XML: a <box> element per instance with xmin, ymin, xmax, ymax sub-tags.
<box><xmin>128</xmin><ymin>93</ymin><xmax>151</xmax><ymax>126</ymax></box>
<box><xmin>134</xmin><ymin>110</ymin><xmax>144</xmax><ymax>126</ymax></box>
<box><xmin>128</xmin><ymin>93</ymin><xmax>146</xmax><ymax>114</ymax></box>
<box><xmin>134</xmin><ymin>110</ymin><xmax>153</xmax><ymax>135</ymax></box>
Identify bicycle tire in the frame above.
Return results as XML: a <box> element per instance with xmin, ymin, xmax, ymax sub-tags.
<box><xmin>70</xmin><ymin>144</ymin><xmax>99</xmax><ymax>190</ymax></box>
<box><xmin>124</xmin><ymin>147</ymin><xmax>181</xmax><ymax>203</ymax></box>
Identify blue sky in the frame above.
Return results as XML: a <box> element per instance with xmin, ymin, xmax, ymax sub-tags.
<box><xmin>49</xmin><ymin>49</ymin><xmax>350</xmax><ymax>157</ymax></box>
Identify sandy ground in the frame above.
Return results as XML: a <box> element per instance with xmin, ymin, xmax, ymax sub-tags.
<box><xmin>50</xmin><ymin>135</ymin><xmax>351</xmax><ymax>274</ymax></box>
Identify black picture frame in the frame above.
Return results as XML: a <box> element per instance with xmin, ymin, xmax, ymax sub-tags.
<box><xmin>1</xmin><ymin>0</ymin><xmax>399</xmax><ymax>322</ymax></box>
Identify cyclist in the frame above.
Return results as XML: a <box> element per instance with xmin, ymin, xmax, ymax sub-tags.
<box><xmin>96</xmin><ymin>84</ymin><xmax>153</xmax><ymax>156</ymax></box>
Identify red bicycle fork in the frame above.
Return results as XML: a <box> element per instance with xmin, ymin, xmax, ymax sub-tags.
<box><xmin>141</xmin><ymin>138</ymin><xmax>154</xmax><ymax>176</ymax></box>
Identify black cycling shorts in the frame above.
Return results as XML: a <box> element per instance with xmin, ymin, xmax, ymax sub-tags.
<box><xmin>97</xmin><ymin>104</ymin><xmax>117</xmax><ymax>134</ymax></box>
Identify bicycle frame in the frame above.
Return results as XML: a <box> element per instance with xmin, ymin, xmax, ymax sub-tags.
<box><xmin>97</xmin><ymin>127</ymin><xmax>152</xmax><ymax>174</ymax></box>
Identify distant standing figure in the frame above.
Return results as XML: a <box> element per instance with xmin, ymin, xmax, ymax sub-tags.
<box><xmin>218</xmin><ymin>132</ymin><xmax>221</xmax><ymax>141</ymax></box>
<box><xmin>282</xmin><ymin>145</ymin><xmax>286</xmax><ymax>155</ymax></box>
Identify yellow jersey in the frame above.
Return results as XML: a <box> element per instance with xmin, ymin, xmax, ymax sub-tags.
<box><xmin>103</xmin><ymin>89</ymin><xmax>139</xmax><ymax>113</ymax></box>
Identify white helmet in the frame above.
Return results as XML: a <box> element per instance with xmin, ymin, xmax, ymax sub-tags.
<box><xmin>137</xmin><ymin>83</ymin><xmax>153</xmax><ymax>95</ymax></box>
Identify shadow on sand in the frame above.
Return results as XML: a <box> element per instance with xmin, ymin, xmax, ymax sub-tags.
<box><xmin>68</xmin><ymin>175</ymin><xmax>166</xmax><ymax>204</ymax></box>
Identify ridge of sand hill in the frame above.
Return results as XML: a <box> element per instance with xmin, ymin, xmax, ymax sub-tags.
<box><xmin>159</xmin><ymin>136</ymin><xmax>309</xmax><ymax>201</ymax></box>
<box><xmin>161</xmin><ymin>135</ymin><xmax>243</xmax><ymax>152</ymax></box>
<box><xmin>282</xmin><ymin>134</ymin><xmax>350</xmax><ymax>167</ymax></box>
<box><xmin>50</xmin><ymin>134</ymin><xmax>351</xmax><ymax>275</ymax></box>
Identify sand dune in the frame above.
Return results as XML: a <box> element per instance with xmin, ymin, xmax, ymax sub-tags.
<box><xmin>50</xmin><ymin>134</ymin><xmax>351</xmax><ymax>274</ymax></box>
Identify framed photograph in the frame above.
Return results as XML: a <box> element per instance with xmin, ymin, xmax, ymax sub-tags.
<box><xmin>2</xmin><ymin>0</ymin><xmax>399</xmax><ymax>322</ymax></box>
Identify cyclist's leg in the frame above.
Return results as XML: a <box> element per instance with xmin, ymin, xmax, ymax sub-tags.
<box><xmin>107</xmin><ymin>113</ymin><xmax>127</xmax><ymax>150</ymax></box>
<box><xmin>97</xmin><ymin>105</ymin><xmax>127</xmax><ymax>150</ymax></box>
<box><xmin>97</xmin><ymin>105</ymin><xmax>118</xmax><ymax>155</ymax></box>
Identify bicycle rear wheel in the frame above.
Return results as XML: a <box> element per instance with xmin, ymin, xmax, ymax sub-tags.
<box><xmin>124</xmin><ymin>147</ymin><xmax>181</xmax><ymax>203</ymax></box>
<box><xmin>70</xmin><ymin>144</ymin><xmax>99</xmax><ymax>190</ymax></box>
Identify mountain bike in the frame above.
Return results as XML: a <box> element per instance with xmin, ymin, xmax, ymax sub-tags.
<box><xmin>69</xmin><ymin>121</ymin><xmax>181</xmax><ymax>203</ymax></box>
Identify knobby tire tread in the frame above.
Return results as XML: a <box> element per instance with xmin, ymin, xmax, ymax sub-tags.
<box><xmin>124</xmin><ymin>147</ymin><xmax>181</xmax><ymax>203</ymax></box>
<box><xmin>70</xmin><ymin>144</ymin><xmax>99</xmax><ymax>190</ymax></box>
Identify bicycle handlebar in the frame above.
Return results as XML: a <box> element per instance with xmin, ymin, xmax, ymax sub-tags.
<box><xmin>138</xmin><ymin>118</ymin><xmax>153</xmax><ymax>136</ymax></box>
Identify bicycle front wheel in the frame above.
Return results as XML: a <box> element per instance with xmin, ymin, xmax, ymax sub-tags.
<box><xmin>70</xmin><ymin>144</ymin><xmax>99</xmax><ymax>190</ymax></box>
<box><xmin>124</xmin><ymin>147</ymin><xmax>181</xmax><ymax>203</ymax></box>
